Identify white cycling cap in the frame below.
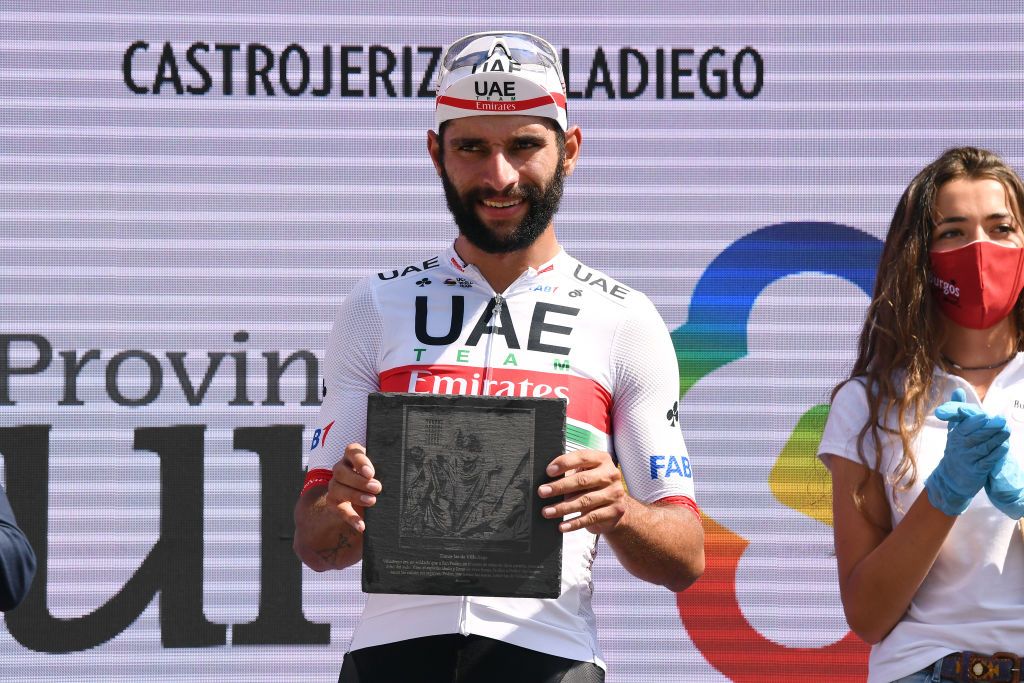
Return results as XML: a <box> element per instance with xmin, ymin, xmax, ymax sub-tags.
<box><xmin>435</xmin><ymin>31</ymin><xmax>568</xmax><ymax>131</ymax></box>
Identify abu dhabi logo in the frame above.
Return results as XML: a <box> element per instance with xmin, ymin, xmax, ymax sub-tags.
<box><xmin>672</xmin><ymin>222</ymin><xmax>880</xmax><ymax>682</ymax></box>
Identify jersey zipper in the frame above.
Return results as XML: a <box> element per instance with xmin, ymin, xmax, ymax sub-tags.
<box><xmin>481</xmin><ymin>293</ymin><xmax>504</xmax><ymax>386</ymax></box>
<box><xmin>462</xmin><ymin>290</ymin><xmax>503</xmax><ymax>632</ymax></box>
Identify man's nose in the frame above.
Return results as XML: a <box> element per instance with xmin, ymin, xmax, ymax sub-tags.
<box><xmin>480</xmin><ymin>150</ymin><xmax>518</xmax><ymax>193</ymax></box>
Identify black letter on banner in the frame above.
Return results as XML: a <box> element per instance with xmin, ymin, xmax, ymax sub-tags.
<box><xmin>186</xmin><ymin>42</ymin><xmax>212</xmax><ymax>95</ymax></box>
<box><xmin>671</xmin><ymin>48</ymin><xmax>695</xmax><ymax>99</ymax></box>
<box><xmin>401</xmin><ymin>46</ymin><xmax>413</xmax><ymax>97</ymax></box>
<box><xmin>123</xmin><ymin>41</ymin><xmax>150</xmax><ymax>94</ymax></box>
<box><xmin>699</xmin><ymin>47</ymin><xmax>728</xmax><ymax>99</ymax></box>
<box><xmin>248</xmin><ymin>43</ymin><xmax>275</xmax><ymax>95</ymax></box>
<box><xmin>59</xmin><ymin>349</ymin><xmax>101</xmax><ymax>406</ymax></box>
<box><xmin>311</xmin><ymin>45</ymin><xmax>332</xmax><ymax>96</ymax></box>
<box><xmin>154</xmin><ymin>42</ymin><xmax>184</xmax><ymax>95</ymax></box>
<box><xmin>655</xmin><ymin>48</ymin><xmax>665</xmax><ymax>99</ymax></box>
<box><xmin>0</xmin><ymin>334</ymin><xmax>52</xmax><ymax>406</ymax></box>
<box><xmin>279</xmin><ymin>43</ymin><xmax>310</xmax><ymax>96</ymax></box>
<box><xmin>368</xmin><ymin>45</ymin><xmax>397</xmax><ymax>96</ymax></box>
<box><xmin>585</xmin><ymin>47</ymin><xmax>615</xmax><ymax>99</ymax></box>
<box><xmin>229</xmin><ymin>330</ymin><xmax>254</xmax><ymax>406</ymax></box>
<box><xmin>418</xmin><ymin>47</ymin><xmax>442</xmax><ymax>97</ymax></box>
<box><xmin>619</xmin><ymin>48</ymin><xmax>647</xmax><ymax>99</ymax></box>
<box><xmin>415</xmin><ymin>296</ymin><xmax>464</xmax><ymax>345</ymax></box>
<box><xmin>167</xmin><ymin>352</ymin><xmax>225</xmax><ymax>406</ymax></box>
<box><xmin>232</xmin><ymin>426</ymin><xmax>330</xmax><ymax>645</ymax></box>
<box><xmin>263</xmin><ymin>351</ymin><xmax>320</xmax><ymax>406</ymax></box>
<box><xmin>215</xmin><ymin>43</ymin><xmax>240</xmax><ymax>95</ymax></box>
<box><xmin>733</xmin><ymin>47</ymin><xmax>764</xmax><ymax>99</ymax></box>
<box><xmin>106</xmin><ymin>350</ymin><xmax>162</xmax><ymax>406</ymax></box>
<box><xmin>0</xmin><ymin>425</ymin><xmax>226</xmax><ymax>652</ymax></box>
<box><xmin>339</xmin><ymin>46</ymin><xmax>364</xmax><ymax>96</ymax></box>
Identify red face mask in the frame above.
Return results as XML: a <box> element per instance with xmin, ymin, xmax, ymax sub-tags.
<box><xmin>929</xmin><ymin>240</ymin><xmax>1024</xmax><ymax>329</ymax></box>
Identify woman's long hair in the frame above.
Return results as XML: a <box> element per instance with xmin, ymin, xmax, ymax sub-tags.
<box><xmin>838</xmin><ymin>146</ymin><xmax>1024</xmax><ymax>520</ymax></box>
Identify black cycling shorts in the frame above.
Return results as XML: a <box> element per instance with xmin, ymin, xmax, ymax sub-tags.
<box><xmin>338</xmin><ymin>633</ymin><xmax>605</xmax><ymax>683</ymax></box>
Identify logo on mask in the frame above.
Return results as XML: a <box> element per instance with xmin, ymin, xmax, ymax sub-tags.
<box><xmin>929</xmin><ymin>273</ymin><xmax>960</xmax><ymax>303</ymax></box>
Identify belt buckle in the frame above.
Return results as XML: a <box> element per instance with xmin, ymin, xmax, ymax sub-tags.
<box><xmin>992</xmin><ymin>653</ymin><xmax>1021</xmax><ymax>683</ymax></box>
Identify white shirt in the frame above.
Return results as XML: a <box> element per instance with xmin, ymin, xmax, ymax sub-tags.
<box><xmin>818</xmin><ymin>357</ymin><xmax>1024</xmax><ymax>683</ymax></box>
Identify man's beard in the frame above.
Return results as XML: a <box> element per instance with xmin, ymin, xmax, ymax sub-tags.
<box><xmin>440</xmin><ymin>160</ymin><xmax>565</xmax><ymax>254</ymax></box>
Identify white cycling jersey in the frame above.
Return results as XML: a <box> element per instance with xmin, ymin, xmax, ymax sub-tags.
<box><xmin>305</xmin><ymin>243</ymin><xmax>696</xmax><ymax>667</ymax></box>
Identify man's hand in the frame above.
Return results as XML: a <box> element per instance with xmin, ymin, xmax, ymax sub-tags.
<box><xmin>327</xmin><ymin>443</ymin><xmax>382</xmax><ymax>533</ymax></box>
<box><xmin>293</xmin><ymin>442</ymin><xmax>381</xmax><ymax>572</ymax></box>
<box><xmin>538</xmin><ymin>449</ymin><xmax>626</xmax><ymax>534</ymax></box>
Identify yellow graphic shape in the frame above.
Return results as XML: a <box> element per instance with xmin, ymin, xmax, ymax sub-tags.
<box><xmin>768</xmin><ymin>404</ymin><xmax>833</xmax><ymax>527</ymax></box>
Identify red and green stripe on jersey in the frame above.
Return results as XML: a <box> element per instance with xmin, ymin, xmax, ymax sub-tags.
<box><xmin>379</xmin><ymin>364</ymin><xmax>612</xmax><ymax>449</ymax></box>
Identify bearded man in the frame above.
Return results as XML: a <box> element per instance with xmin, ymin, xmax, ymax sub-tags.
<box><xmin>294</xmin><ymin>31</ymin><xmax>704</xmax><ymax>683</ymax></box>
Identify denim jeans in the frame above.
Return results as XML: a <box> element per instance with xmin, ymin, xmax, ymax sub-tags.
<box><xmin>890</xmin><ymin>660</ymin><xmax>943</xmax><ymax>683</ymax></box>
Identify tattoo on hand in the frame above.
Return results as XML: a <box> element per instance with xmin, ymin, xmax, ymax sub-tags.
<box><xmin>316</xmin><ymin>531</ymin><xmax>352</xmax><ymax>567</ymax></box>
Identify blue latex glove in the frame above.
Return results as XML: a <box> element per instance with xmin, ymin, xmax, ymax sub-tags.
<box><xmin>986</xmin><ymin>451</ymin><xmax>1024</xmax><ymax>520</ymax></box>
<box><xmin>925</xmin><ymin>388</ymin><xmax>1011</xmax><ymax>516</ymax></box>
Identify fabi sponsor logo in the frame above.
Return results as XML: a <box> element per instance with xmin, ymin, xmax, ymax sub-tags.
<box><xmin>649</xmin><ymin>454</ymin><xmax>691</xmax><ymax>479</ymax></box>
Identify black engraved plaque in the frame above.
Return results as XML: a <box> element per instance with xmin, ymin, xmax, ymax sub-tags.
<box><xmin>362</xmin><ymin>392</ymin><xmax>565</xmax><ymax>598</ymax></box>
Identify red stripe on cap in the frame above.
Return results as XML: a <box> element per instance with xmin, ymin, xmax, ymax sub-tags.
<box><xmin>437</xmin><ymin>93</ymin><xmax>567</xmax><ymax>113</ymax></box>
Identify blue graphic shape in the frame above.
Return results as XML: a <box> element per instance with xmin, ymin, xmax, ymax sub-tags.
<box><xmin>673</xmin><ymin>222</ymin><xmax>883</xmax><ymax>396</ymax></box>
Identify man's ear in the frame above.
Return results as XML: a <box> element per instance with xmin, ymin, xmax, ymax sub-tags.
<box><xmin>563</xmin><ymin>126</ymin><xmax>582</xmax><ymax>177</ymax></box>
<box><xmin>427</xmin><ymin>130</ymin><xmax>444</xmax><ymax>177</ymax></box>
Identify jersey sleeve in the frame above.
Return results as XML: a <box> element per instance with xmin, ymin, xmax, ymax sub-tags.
<box><xmin>306</xmin><ymin>276</ymin><xmax>383</xmax><ymax>475</ymax></box>
<box><xmin>817</xmin><ymin>378</ymin><xmax>875</xmax><ymax>469</ymax></box>
<box><xmin>609</xmin><ymin>299</ymin><xmax>696</xmax><ymax>506</ymax></box>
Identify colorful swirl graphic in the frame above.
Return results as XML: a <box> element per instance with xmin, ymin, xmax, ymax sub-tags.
<box><xmin>672</xmin><ymin>222</ymin><xmax>882</xmax><ymax>682</ymax></box>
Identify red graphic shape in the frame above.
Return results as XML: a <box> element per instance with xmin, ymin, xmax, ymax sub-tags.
<box><xmin>677</xmin><ymin>516</ymin><xmax>869</xmax><ymax>682</ymax></box>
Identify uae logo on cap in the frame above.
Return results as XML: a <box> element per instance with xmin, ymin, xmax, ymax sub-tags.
<box><xmin>472</xmin><ymin>43</ymin><xmax>522</xmax><ymax>74</ymax></box>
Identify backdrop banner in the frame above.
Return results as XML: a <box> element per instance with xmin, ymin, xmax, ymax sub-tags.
<box><xmin>2</xmin><ymin>2</ymin><xmax>1022</xmax><ymax>681</ymax></box>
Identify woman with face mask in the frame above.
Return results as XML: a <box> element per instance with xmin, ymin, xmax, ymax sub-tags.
<box><xmin>818</xmin><ymin>147</ymin><xmax>1024</xmax><ymax>683</ymax></box>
